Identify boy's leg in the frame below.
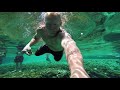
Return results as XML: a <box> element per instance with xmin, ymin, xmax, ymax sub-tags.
<box><xmin>19</xmin><ymin>62</ymin><xmax>22</xmax><ymax>72</ymax></box>
<box><xmin>15</xmin><ymin>62</ymin><xmax>19</xmax><ymax>71</ymax></box>
<box><xmin>52</xmin><ymin>51</ymin><xmax>63</xmax><ymax>61</ymax></box>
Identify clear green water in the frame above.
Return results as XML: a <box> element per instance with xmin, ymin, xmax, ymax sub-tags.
<box><xmin>0</xmin><ymin>12</ymin><xmax>120</xmax><ymax>78</ymax></box>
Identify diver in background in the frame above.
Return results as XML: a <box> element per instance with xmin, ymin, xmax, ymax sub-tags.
<box><xmin>22</xmin><ymin>12</ymin><xmax>90</xmax><ymax>78</ymax></box>
<box><xmin>12</xmin><ymin>43</ymin><xmax>25</xmax><ymax>72</ymax></box>
<box><xmin>13</xmin><ymin>51</ymin><xmax>24</xmax><ymax>72</ymax></box>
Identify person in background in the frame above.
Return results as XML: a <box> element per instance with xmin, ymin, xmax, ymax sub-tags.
<box><xmin>22</xmin><ymin>12</ymin><xmax>90</xmax><ymax>78</ymax></box>
<box><xmin>13</xmin><ymin>51</ymin><xmax>24</xmax><ymax>72</ymax></box>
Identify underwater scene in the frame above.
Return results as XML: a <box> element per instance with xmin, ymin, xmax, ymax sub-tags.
<box><xmin>0</xmin><ymin>12</ymin><xmax>120</xmax><ymax>78</ymax></box>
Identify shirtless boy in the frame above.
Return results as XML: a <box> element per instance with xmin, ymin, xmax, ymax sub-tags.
<box><xmin>22</xmin><ymin>12</ymin><xmax>90</xmax><ymax>78</ymax></box>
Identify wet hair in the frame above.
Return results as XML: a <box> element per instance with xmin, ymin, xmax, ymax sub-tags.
<box><xmin>45</xmin><ymin>12</ymin><xmax>61</xmax><ymax>17</ymax></box>
<box><xmin>40</xmin><ymin>12</ymin><xmax>68</xmax><ymax>27</ymax></box>
<box><xmin>44</xmin><ymin>12</ymin><xmax>61</xmax><ymax>22</ymax></box>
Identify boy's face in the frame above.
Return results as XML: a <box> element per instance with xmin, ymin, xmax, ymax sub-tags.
<box><xmin>45</xmin><ymin>16</ymin><xmax>62</xmax><ymax>36</ymax></box>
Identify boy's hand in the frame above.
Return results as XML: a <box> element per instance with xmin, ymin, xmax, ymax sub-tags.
<box><xmin>22</xmin><ymin>45</ymin><xmax>32</xmax><ymax>56</ymax></box>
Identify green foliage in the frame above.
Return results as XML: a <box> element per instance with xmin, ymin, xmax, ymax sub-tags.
<box><xmin>0</xmin><ymin>63</ymin><xmax>70</xmax><ymax>78</ymax></box>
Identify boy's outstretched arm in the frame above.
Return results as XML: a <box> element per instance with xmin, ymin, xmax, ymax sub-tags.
<box><xmin>61</xmin><ymin>33</ymin><xmax>90</xmax><ymax>78</ymax></box>
<box><xmin>22</xmin><ymin>29</ymin><xmax>42</xmax><ymax>55</ymax></box>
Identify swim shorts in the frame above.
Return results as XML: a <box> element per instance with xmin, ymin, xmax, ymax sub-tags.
<box><xmin>35</xmin><ymin>45</ymin><xmax>63</xmax><ymax>61</ymax></box>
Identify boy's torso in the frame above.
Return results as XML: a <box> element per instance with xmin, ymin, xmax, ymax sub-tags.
<box><xmin>38</xmin><ymin>27</ymin><xmax>64</xmax><ymax>51</ymax></box>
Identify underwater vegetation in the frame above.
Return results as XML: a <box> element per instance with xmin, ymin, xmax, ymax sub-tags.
<box><xmin>0</xmin><ymin>58</ymin><xmax>120</xmax><ymax>78</ymax></box>
<box><xmin>0</xmin><ymin>63</ymin><xmax>70</xmax><ymax>78</ymax></box>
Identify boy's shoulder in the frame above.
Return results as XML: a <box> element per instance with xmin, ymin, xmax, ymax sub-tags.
<box><xmin>59</xmin><ymin>28</ymin><xmax>71</xmax><ymax>39</ymax></box>
<box><xmin>60</xmin><ymin>28</ymin><xmax>71</xmax><ymax>37</ymax></box>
